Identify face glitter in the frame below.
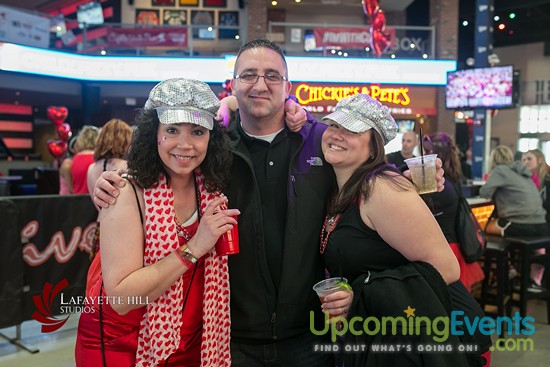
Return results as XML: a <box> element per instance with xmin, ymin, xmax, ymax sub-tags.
<box><xmin>158</xmin><ymin>136</ymin><xmax>167</xmax><ymax>145</ymax></box>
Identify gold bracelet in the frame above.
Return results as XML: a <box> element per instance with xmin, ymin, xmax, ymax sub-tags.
<box><xmin>175</xmin><ymin>244</ymin><xmax>199</xmax><ymax>267</ymax></box>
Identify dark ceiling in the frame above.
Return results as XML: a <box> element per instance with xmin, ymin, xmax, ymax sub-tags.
<box><xmin>2</xmin><ymin>0</ymin><xmax>548</xmax><ymax>48</ymax></box>
<box><xmin>461</xmin><ymin>0</ymin><xmax>550</xmax><ymax>48</ymax></box>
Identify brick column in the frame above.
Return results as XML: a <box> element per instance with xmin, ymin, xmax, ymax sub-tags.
<box><xmin>247</xmin><ymin>0</ymin><xmax>268</xmax><ymax>41</ymax></box>
<box><xmin>430</xmin><ymin>0</ymin><xmax>459</xmax><ymax>138</ymax></box>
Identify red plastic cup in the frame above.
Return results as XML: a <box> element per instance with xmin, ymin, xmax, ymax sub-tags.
<box><xmin>215</xmin><ymin>217</ymin><xmax>239</xmax><ymax>255</ymax></box>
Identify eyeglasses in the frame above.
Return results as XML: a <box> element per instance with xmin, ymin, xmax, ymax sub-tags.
<box><xmin>234</xmin><ymin>72</ymin><xmax>287</xmax><ymax>85</ymax></box>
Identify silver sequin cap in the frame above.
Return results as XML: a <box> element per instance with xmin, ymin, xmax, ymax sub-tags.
<box><xmin>322</xmin><ymin>94</ymin><xmax>398</xmax><ymax>145</ymax></box>
<box><xmin>144</xmin><ymin>78</ymin><xmax>220</xmax><ymax>130</ymax></box>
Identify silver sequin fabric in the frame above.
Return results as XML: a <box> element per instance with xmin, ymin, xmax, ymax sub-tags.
<box><xmin>144</xmin><ymin>78</ymin><xmax>220</xmax><ymax>130</ymax></box>
<box><xmin>323</xmin><ymin>93</ymin><xmax>398</xmax><ymax>145</ymax></box>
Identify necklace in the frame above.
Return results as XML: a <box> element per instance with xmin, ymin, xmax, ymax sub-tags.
<box><xmin>174</xmin><ymin>215</ymin><xmax>193</xmax><ymax>242</ymax></box>
<box><xmin>320</xmin><ymin>213</ymin><xmax>341</xmax><ymax>254</ymax></box>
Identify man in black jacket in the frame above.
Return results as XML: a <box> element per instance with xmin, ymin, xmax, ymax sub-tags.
<box><xmin>225</xmin><ymin>38</ymin><xmax>343</xmax><ymax>366</ymax></box>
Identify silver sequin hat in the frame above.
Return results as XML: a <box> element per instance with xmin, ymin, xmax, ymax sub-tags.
<box><xmin>144</xmin><ymin>78</ymin><xmax>220</xmax><ymax>130</ymax></box>
<box><xmin>322</xmin><ymin>94</ymin><xmax>398</xmax><ymax>145</ymax></box>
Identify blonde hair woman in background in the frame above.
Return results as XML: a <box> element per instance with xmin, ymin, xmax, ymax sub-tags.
<box><xmin>71</xmin><ymin>125</ymin><xmax>99</xmax><ymax>194</ymax></box>
<box><xmin>522</xmin><ymin>148</ymin><xmax>550</xmax><ymax>286</ymax></box>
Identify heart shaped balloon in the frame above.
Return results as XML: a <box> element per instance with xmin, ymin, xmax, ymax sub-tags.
<box><xmin>363</xmin><ymin>0</ymin><xmax>380</xmax><ymax>17</ymax></box>
<box><xmin>371</xmin><ymin>29</ymin><xmax>392</xmax><ymax>57</ymax></box>
<box><xmin>47</xmin><ymin>106</ymin><xmax>68</xmax><ymax>125</ymax></box>
<box><xmin>47</xmin><ymin>139</ymin><xmax>67</xmax><ymax>158</ymax></box>
<box><xmin>371</xmin><ymin>9</ymin><xmax>386</xmax><ymax>32</ymax></box>
<box><xmin>57</xmin><ymin>123</ymin><xmax>72</xmax><ymax>142</ymax></box>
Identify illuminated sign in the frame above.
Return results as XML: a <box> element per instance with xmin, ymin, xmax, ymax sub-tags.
<box><xmin>295</xmin><ymin>84</ymin><xmax>410</xmax><ymax>106</ymax></box>
<box><xmin>0</xmin><ymin>43</ymin><xmax>455</xmax><ymax>85</ymax></box>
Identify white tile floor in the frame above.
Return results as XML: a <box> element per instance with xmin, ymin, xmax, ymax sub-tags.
<box><xmin>0</xmin><ymin>300</ymin><xmax>549</xmax><ymax>366</ymax></box>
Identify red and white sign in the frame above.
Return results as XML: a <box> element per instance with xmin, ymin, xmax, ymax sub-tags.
<box><xmin>107</xmin><ymin>27</ymin><xmax>188</xmax><ymax>48</ymax></box>
<box><xmin>313</xmin><ymin>27</ymin><xmax>395</xmax><ymax>49</ymax></box>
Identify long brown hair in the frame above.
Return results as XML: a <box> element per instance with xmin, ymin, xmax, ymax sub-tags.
<box><xmin>329</xmin><ymin>130</ymin><xmax>411</xmax><ymax>215</ymax></box>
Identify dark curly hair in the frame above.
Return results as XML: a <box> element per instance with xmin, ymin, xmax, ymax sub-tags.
<box><xmin>127</xmin><ymin>109</ymin><xmax>232</xmax><ymax>192</ymax></box>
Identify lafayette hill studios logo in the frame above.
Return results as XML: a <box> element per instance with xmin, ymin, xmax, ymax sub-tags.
<box><xmin>32</xmin><ymin>279</ymin><xmax>70</xmax><ymax>333</ymax></box>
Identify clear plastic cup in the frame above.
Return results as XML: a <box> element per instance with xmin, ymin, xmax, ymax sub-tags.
<box><xmin>404</xmin><ymin>154</ymin><xmax>438</xmax><ymax>194</ymax></box>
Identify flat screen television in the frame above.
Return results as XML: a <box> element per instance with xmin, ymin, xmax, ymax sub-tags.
<box><xmin>77</xmin><ymin>1</ymin><xmax>104</xmax><ymax>29</ymax></box>
<box><xmin>445</xmin><ymin>65</ymin><xmax>514</xmax><ymax>109</ymax></box>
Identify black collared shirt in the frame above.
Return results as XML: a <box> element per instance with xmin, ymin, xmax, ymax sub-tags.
<box><xmin>237</xmin><ymin>122</ymin><xmax>294</xmax><ymax>293</ymax></box>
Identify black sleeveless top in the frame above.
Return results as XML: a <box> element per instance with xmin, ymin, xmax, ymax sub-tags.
<box><xmin>322</xmin><ymin>203</ymin><xmax>409</xmax><ymax>283</ymax></box>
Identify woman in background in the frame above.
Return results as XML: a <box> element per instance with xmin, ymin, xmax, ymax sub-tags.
<box><xmin>423</xmin><ymin>132</ymin><xmax>484</xmax><ymax>292</ymax></box>
<box><xmin>522</xmin><ymin>148</ymin><xmax>550</xmax><ymax>287</ymax></box>
<box><xmin>59</xmin><ymin>135</ymin><xmax>79</xmax><ymax>194</ymax></box>
<box><xmin>480</xmin><ymin>145</ymin><xmax>547</xmax><ymax>292</ymax></box>
<box><xmin>87</xmin><ymin>119</ymin><xmax>133</xmax><ymax>198</ymax></box>
<box><xmin>71</xmin><ymin>125</ymin><xmax>99</xmax><ymax>194</ymax></box>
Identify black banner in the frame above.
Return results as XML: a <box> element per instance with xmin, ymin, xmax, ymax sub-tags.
<box><xmin>0</xmin><ymin>195</ymin><xmax>97</xmax><ymax>327</ymax></box>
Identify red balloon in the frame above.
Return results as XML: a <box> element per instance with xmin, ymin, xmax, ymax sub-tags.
<box><xmin>47</xmin><ymin>106</ymin><xmax>68</xmax><ymax>125</ymax></box>
<box><xmin>371</xmin><ymin>29</ymin><xmax>392</xmax><ymax>57</ymax></box>
<box><xmin>371</xmin><ymin>9</ymin><xmax>386</xmax><ymax>32</ymax></box>
<box><xmin>47</xmin><ymin>139</ymin><xmax>67</xmax><ymax>158</ymax></box>
<box><xmin>363</xmin><ymin>0</ymin><xmax>380</xmax><ymax>17</ymax></box>
<box><xmin>57</xmin><ymin>123</ymin><xmax>72</xmax><ymax>141</ymax></box>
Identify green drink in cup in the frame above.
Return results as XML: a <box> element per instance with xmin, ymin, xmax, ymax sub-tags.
<box><xmin>313</xmin><ymin>277</ymin><xmax>351</xmax><ymax>298</ymax></box>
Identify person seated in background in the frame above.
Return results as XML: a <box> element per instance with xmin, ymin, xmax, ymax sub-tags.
<box><xmin>422</xmin><ymin>133</ymin><xmax>484</xmax><ymax>293</ymax></box>
<box><xmin>87</xmin><ymin>119</ymin><xmax>133</xmax><ymax>198</ymax></box>
<box><xmin>522</xmin><ymin>148</ymin><xmax>550</xmax><ymax>287</ymax></box>
<box><xmin>59</xmin><ymin>135</ymin><xmax>79</xmax><ymax>194</ymax></box>
<box><xmin>385</xmin><ymin>131</ymin><xmax>418</xmax><ymax>168</ymax></box>
<box><xmin>71</xmin><ymin>125</ymin><xmax>99</xmax><ymax>194</ymax></box>
<box><xmin>480</xmin><ymin>145</ymin><xmax>547</xmax><ymax>292</ymax></box>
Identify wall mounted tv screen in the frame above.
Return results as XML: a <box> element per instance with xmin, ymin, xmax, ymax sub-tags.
<box><xmin>446</xmin><ymin>65</ymin><xmax>514</xmax><ymax>109</ymax></box>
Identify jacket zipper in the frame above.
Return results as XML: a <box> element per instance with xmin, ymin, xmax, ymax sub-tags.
<box><xmin>271</xmin><ymin>312</ymin><xmax>277</xmax><ymax>339</ymax></box>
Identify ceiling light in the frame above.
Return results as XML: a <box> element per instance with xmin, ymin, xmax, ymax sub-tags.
<box><xmin>462</xmin><ymin>20</ymin><xmax>468</xmax><ymax>27</ymax></box>
<box><xmin>498</xmin><ymin>23</ymin><xmax>505</xmax><ymax>30</ymax></box>
<box><xmin>271</xmin><ymin>1</ymin><xmax>277</xmax><ymax>6</ymax></box>
<box><xmin>422</xmin><ymin>54</ymin><xmax>428</xmax><ymax>59</ymax></box>
<box><xmin>509</xmin><ymin>13</ymin><xmax>516</xmax><ymax>19</ymax></box>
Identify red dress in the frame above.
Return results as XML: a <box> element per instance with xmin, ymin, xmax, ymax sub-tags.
<box><xmin>71</xmin><ymin>152</ymin><xmax>95</xmax><ymax>194</ymax></box>
<box><xmin>75</xmin><ymin>220</ymin><xmax>203</xmax><ymax>367</ymax></box>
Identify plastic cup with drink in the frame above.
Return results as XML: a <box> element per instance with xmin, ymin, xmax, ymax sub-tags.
<box><xmin>404</xmin><ymin>154</ymin><xmax>438</xmax><ymax>194</ymax></box>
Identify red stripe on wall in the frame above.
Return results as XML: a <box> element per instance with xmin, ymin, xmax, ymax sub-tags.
<box><xmin>0</xmin><ymin>104</ymin><xmax>32</xmax><ymax>115</ymax></box>
<box><xmin>3</xmin><ymin>138</ymin><xmax>33</xmax><ymax>149</ymax></box>
<box><xmin>0</xmin><ymin>121</ymin><xmax>33</xmax><ymax>132</ymax></box>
